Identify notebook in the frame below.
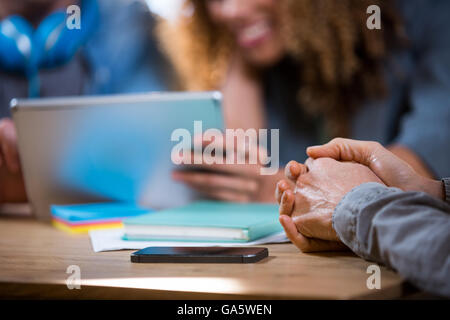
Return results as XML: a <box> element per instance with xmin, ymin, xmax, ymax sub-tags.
<box><xmin>51</xmin><ymin>202</ymin><xmax>153</xmax><ymax>234</ymax></box>
<box><xmin>123</xmin><ymin>201</ymin><xmax>282</xmax><ymax>242</ymax></box>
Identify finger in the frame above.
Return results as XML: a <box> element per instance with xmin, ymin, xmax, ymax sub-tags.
<box><xmin>193</xmin><ymin>134</ymin><xmax>264</xmax><ymax>167</ymax></box>
<box><xmin>194</xmin><ymin>132</ymin><xmax>226</xmax><ymax>154</ymax></box>
<box><xmin>172</xmin><ymin>171</ymin><xmax>259</xmax><ymax>194</ymax></box>
<box><xmin>279</xmin><ymin>215</ymin><xmax>310</xmax><ymax>251</ymax></box>
<box><xmin>280</xmin><ymin>215</ymin><xmax>347</xmax><ymax>252</ymax></box>
<box><xmin>0</xmin><ymin>120</ymin><xmax>20</xmax><ymax>173</ymax></box>
<box><xmin>174</xmin><ymin>152</ymin><xmax>262</xmax><ymax>177</ymax></box>
<box><xmin>284</xmin><ymin>161</ymin><xmax>308</xmax><ymax>183</ymax></box>
<box><xmin>275</xmin><ymin>179</ymin><xmax>291</xmax><ymax>204</ymax></box>
<box><xmin>306</xmin><ymin>138</ymin><xmax>414</xmax><ymax>186</ymax></box>
<box><xmin>195</xmin><ymin>132</ymin><xmax>257</xmax><ymax>153</ymax></box>
<box><xmin>306</xmin><ymin>138</ymin><xmax>379</xmax><ymax>167</ymax></box>
<box><xmin>293</xmin><ymin>213</ymin><xmax>340</xmax><ymax>241</ymax></box>
<box><xmin>279</xmin><ymin>189</ymin><xmax>294</xmax><ymax>216</ymax></box>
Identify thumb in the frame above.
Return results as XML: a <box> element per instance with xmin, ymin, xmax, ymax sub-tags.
<box><xmin>307</xmin><ymin>138</ymin><xmax>417</xmax><ymax>188</ymax></box>
<box><xmin>306</xmin><ymin>138</ymin><xmax>381</xmax><ymax>167</ymax></box>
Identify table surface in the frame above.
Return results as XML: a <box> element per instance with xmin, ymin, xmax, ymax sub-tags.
<box><xmin>0</xmin><ymin>216</ymin><xmax>408</xmax><ymax>299</ymax></box>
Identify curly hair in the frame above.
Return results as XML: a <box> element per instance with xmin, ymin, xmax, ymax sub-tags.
<box><xmin>157</xmin><ymin>0</ymin><xmax>405</xmax><ymax>137</ymax></box>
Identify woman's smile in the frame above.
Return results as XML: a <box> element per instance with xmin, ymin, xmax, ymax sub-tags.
<box><xmin>236</xmin><ymin>19</ymin><xmax>273</xmax><ymax>49</ymax></box>
<box><xmin>205</xmin><ymin>0</ymin><xmax>285</xmax><ymax>66</ymax></box>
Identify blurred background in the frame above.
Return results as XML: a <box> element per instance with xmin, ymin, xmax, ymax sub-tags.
<box><xmin>1</xmin><ymin>0</ymin><xmax>450</xmax><ymax>206</ymax></box>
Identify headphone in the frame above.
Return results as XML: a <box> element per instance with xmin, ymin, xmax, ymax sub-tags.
<box><xmin>0</xmin><ymin>0</ymin><xmax>99</xmax><ymax>97</ymax></box>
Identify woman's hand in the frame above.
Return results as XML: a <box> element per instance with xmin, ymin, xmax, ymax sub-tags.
<box><xmin>172</xmin><ymin>158</ymin><xmax>286</xmax><ymax>203</ymax></box>
<box><xmin>0</xmin><ymin>118</ymin><xmax>27</xmax><ymax>203</ymax></box>
<box><xmin>0</xmin><ymin>118</ymin><xmax>20</xmax><ymax>173</ymax></box>
<box><xmin>172</xmin><ymin>134</ymin><xmax>288</xmax><ymax>203</ymax></box>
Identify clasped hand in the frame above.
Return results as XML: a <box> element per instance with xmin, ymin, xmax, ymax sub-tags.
<box><xmin>276</xmin><ymin>138</ymin><xmax>444</xmax><ymax>252</ymax></box>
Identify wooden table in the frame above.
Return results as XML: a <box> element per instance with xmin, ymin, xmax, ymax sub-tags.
<box><xmin>0</xmin><ymin>217</ymin><xmax>409</xmax><ymax>299</ymax></box>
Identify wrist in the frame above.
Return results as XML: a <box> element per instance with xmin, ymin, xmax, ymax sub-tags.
<box><xmin>421</xmin><ymin>178</ymin><xmax>444</xmax><ymax>201</ymax></box>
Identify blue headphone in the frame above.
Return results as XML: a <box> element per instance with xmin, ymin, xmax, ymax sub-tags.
<box><xmin>0</xmin><ymin>0</ymin><xmax>99</xmax><ymax>97</ymax></box>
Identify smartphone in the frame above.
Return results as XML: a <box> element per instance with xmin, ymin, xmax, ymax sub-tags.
<box><xmin>130</xmin><ymin>247</ymin><xmax>268</xmax><ymax>263</ymax></box>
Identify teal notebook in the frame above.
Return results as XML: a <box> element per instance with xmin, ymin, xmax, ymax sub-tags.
<box><xmin>123</xmin><ymin>201</ymin><xmax>282</xmax><ymax>242</ymax></box>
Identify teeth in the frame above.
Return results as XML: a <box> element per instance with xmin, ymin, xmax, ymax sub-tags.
<box><xmin>241</xmin><ymin>22</ymin><xmax>270</xmax><ymax>42</ymax></box>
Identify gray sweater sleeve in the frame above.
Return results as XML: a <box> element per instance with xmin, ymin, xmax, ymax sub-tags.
<box><xmin>333</xmin><ymin>182</ymin><xmax>450</xmax><ymax>297</ymax></box>
<box><xmin>443</xmin><ymin>178</ymin><xmax>450</xmax><ymax>204</ymax></box>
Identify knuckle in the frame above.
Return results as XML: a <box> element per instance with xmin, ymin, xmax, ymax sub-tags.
<box><xmin>313</xmin><ymin>157</ymin><xmax>333</xmax><ymax>169</ymax></box>
<box><xmin>314</xmin><ymin>158</ymin><xmax>326</xmax><ymax>165</ymax></box>
<box><xmin>369</xmin><ymin>141</ymin><xmax>382</xmax><ymax>149</ymax></box>
<box><xmin>330</xmin><ymin>137</ymin><xmax>344</xmax><ymax>145</ymax></box>
<box><xmin>315</xmin><ymin>157</ymin><xmax>331</xmax><ymax>164</ymax></box>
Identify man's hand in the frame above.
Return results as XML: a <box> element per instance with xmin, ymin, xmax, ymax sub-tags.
<box><xmin>276</xmin><ymin>157</ymin><xmax>384</xmax><ymax>252</ymax></box>
<box><xmin>306</xmin><ymin>138</ymin><xmax>444</xmax><ymax>200</ymax></box>
<box><xmin>0</xmin><ymin>118</ymin><xmax>27</xmax><ymax>203</ymax></box>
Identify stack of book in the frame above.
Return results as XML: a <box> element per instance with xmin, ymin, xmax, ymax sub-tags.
<box><xmin>51</xmin><ymin>203</ymin><xmax>153</xmax><ymax>234</ymax></box>
<box><xmin>122</xmin><ymin>201</ymin><xmax>282</xmax><ymax>242</ymax></box>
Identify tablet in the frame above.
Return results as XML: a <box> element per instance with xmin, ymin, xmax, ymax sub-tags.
<box><xmin>11</xmin><ymin>91</ymin><xmax>223</xmax><ymax>220</ymax></box>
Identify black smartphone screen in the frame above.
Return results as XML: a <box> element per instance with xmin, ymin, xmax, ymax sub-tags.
<box><xmin>131</xmin><ymin>247</ymin><xmax>268</xmax><ymax>263</ymax></box>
